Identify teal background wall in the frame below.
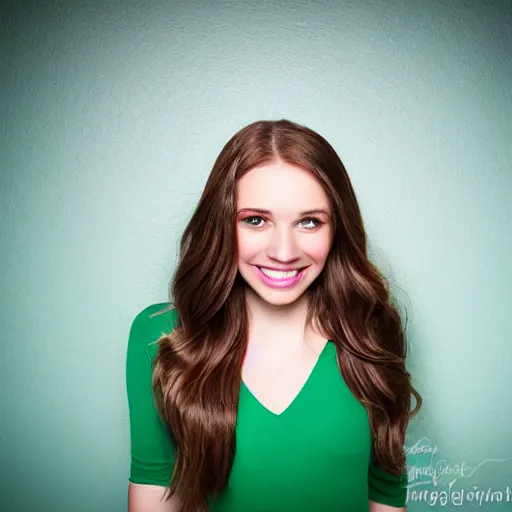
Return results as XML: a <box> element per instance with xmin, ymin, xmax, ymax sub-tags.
<box><xmin>1</xmin><ymin>1</ymin><xmax>511</xmax><ymax>510</ymax></box>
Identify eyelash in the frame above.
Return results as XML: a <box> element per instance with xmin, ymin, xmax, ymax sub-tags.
<box><xmin>241</xmin><ymin>216</ymin><xmax>323</xmax><ymax>230</ymax></box>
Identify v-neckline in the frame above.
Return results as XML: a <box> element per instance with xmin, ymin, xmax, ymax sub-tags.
<box><xmin>241</xmin><ymin>340</ymin><xmax>333</xmax><ymax>417</ymax></box>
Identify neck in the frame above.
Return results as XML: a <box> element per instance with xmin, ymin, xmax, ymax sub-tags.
<box><xmin>244</xmin><ymin>287</ymin><xmax>311</xmax><ymax>351</ymax></box>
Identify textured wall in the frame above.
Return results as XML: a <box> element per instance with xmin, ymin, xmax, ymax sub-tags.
<box><xmin>1</xmin><ymin>1</ymin><xmax>511</xmax><ymax>510</ymax></box>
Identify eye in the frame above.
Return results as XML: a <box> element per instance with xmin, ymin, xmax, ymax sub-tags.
<box><xmin>298</xmin><ymin>217</ymin><xmax>323</xmax><ymax>230</ymax></box>
<box><xmin>242</xmin><ymin>215</ymin><xmax>265</xmax><ymax>227</ymax></box>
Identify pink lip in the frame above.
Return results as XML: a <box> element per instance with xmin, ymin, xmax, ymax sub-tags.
<box><xmin>254</xmin><ymin>266</ymin><xmax>306</xmax><ymax>289</ymax></box>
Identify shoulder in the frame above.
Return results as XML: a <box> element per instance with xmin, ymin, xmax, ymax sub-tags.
<box><xmin>130</xmin><ymin>302</ymin><xmax>179</xmax><ymax>335</ymax></box>
<box><xmin>127</xmin><ymin>302</ymin><xmax>179</xmax><ymax>362</ymax></box>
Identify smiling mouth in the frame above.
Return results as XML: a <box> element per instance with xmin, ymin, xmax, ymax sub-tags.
<box><xmin>257</xmin><ymin>266</ymin><xmax>307</xmax><ymax>278</ymax></box>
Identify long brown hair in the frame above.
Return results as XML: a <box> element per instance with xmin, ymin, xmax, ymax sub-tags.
<box><xmin>152</xmin><ymin>119</ymin><xmax>422</xmax><ymax>511</ymax></box>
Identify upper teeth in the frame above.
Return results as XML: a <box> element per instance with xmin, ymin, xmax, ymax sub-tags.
<box><xmin>260</xmin><ymin>268</ymin><xmax>299</xmax><ymax>278</ymax></box>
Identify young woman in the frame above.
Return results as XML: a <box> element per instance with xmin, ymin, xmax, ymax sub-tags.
<box><xmin>126</xmin><ymin>119</ymin><xmax>422</xmax><ymax>512</ymax></box>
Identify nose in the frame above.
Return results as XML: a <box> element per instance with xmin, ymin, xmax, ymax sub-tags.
<box><xmin>266</xmin><ymin>225</ymin><xmax>301</xmax><ymax>264</ymax></box>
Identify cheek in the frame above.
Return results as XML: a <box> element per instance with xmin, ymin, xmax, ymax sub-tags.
<box><xmin>236</xmin><ymin>229</ymin><xmax>264</xmax><ymax>260</ymax></box>
<box><xmin>301</xmin><ymin>233</ymin><xmax>332</xmax><ymax>262</ymax></box>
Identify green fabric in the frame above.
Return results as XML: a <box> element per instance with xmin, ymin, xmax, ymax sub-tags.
<box><xmin>126</xmin><ymin>303</ymin><xmax>408</xmax><ymax>511</ymax></box>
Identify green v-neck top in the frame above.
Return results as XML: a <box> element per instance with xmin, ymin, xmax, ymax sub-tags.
<box><xmin>126</xmin><ymin>303</ymin><xmax>408</xmax><ymax>511</ymax></box>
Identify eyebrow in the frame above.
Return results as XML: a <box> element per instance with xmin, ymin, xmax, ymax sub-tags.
<box><xmin>237</xmin><ymin>208</ymin><xmax>330</xmax><ymax>216</ymax></box>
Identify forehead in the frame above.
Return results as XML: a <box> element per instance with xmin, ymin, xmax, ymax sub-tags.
<box><xmin>236</xmin><ymin>162</ymin><xmax>329</xmax><ymax>211</ymax></box>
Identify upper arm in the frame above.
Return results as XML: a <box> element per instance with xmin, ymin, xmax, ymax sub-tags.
<box><xmin>126</xmin><ymin>306</ymin><xmax>177</xmax><ymax>490</ymax></box>
<box><xmin>128</xmin><ymin>482</ymin><xmax>181</xmax><ymax>512</ymax></box>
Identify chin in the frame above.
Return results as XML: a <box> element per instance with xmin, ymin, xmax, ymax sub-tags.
<box><xmin>246</xmin><ymin>283</ymin><xmax>311</xmax><ymax>307</ymax></box>
<box><xmin>261</xmin><ymin>294</ymin><xmax>303</xmax><ymax>307</ymax></box>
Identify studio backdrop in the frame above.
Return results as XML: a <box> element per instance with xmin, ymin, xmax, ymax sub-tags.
<box><xmin>1</xmin><ymin>1</ymin><xmax>511</xmax><ymax>510</ymax></box>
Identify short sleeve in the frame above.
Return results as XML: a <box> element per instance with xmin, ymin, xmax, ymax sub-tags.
<box><xmin>126</xmin><ymin>304</ymin><xmax>178</xmax><ymax>486</ymax></box>
<box><xmin>368</xmin><ymin>459</ymin><xmax>408</xmax><ymax>507</ymax></box>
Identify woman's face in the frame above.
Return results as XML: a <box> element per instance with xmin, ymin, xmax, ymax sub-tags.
<box><xmin>236</xmin><ymin>161</ymin><xmax>333</xmax><ymax>307</ymax></box>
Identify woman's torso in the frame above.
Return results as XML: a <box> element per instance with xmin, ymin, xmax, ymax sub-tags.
<box><xmin>209</xmin><ymin>338</ymin><xmax>372</xmax><ymax>511</ymax></box>
<box><xmin>142</xmin><ymin>304</ymin><xmax>374</xmax><ymax>511</ymax></box>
